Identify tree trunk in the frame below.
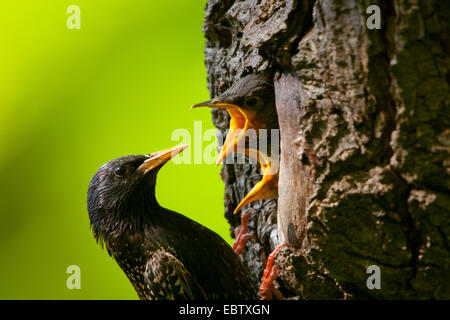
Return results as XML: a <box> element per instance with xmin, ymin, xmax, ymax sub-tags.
<box><xmin>202</xmin><ymin>0</ymin><xmax>449</xmax><ymax>299</ymax></box>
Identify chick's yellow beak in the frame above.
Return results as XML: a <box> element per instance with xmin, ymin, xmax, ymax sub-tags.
<box><xmin>233</xmin><ymin>149</ymin><xmax>278</xmax><ymax>214</ymax></box>
<box><xmin>191</xmin><ymin>100</ymin><xmax>250</xmax><ymax>167</ymax></box>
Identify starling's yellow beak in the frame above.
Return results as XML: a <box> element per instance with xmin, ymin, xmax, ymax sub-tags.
<box><xmin>192</xmin><ymin>100</ymin><xmax>255</xmax><ymax>167</ymax></box>
<box><xmin>137</xmin><ymin>144</ymin><xmax>189</xmax><ymax>174</ymax></box>
<box><xmin>233</xmin><ymin>149</ymin><xmax>278</xmax><ymax>214</ymax></box>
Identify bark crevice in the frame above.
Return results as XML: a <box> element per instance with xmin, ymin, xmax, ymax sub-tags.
<box><xmin>203</xmin><ymin>0</ymin><xmax>450</xmax><ymax>299</ymax></box>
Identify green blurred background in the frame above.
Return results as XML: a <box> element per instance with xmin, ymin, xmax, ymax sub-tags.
<box><xmin>0</xmin><ymin>0</ymin><xmax>228</xmax><ymax>299</ymax></box>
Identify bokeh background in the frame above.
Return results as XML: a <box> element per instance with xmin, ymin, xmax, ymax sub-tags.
<box><xmin>0</xmin><ymin>0</ymin><xmax>228</xmax><ymax>299</ymax></box>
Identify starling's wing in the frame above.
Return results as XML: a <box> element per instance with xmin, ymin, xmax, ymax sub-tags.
<box><xmin>145</xmin><ymin>251</ymin><xmax>207</xmax><ymax>300</ymax></box>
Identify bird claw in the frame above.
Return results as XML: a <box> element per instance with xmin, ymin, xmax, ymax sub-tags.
<box><xmin>260</xmin><ymin>265</ymin><xmax>279</xmax><ymax>300</ymax></box>
<box><xmin>259</xmin><ymin>243</ymin><xmax>293</xmax><ymax>300</ymax></box>
<box><xmin>232</xmin><ymin>209</ymin><xmax>255</xmax><ymax>256</ymax></box>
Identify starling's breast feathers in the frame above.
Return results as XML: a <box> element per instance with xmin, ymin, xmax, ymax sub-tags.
<box><xmin>144</xmin><ymin>250</ymin><xmax>207</xmax><ymax>300</ymax></box>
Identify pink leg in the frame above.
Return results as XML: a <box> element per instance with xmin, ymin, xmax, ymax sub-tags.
<box><xmin>259</xmin><ymin>244</ymin><xmax>292</xmax><ymax>300</ymax></box>
<box><xmin>232</xmin><ymin>210</ymin><xmax>253</xmax><ymax>255</ymax></box>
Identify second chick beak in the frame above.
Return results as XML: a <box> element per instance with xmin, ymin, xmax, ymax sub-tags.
<box><xmin>233</xmin><ymin>149</ymin><xmax>278</xmax><ymax>214</ymax></box>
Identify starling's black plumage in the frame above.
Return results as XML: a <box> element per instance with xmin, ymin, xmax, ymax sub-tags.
<box><xmin>87</xmin><ymin>146</ymin><xmax>258</xmax><ymax>300</ymax></box>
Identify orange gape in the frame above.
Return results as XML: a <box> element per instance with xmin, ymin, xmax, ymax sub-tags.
<box><xmin>191</xmin><ymin>102</ymin><xmax>257</xmax><ymax>167</ymax></box>
<box><xmin>216</xmin><ymin>105</ymin><xmax>251</xmax><ymax>167</ymax></box>
<box><xmin>191</xmin><ymin>99</ymin><xmax>278</xmax><ymax>215</ymax></box>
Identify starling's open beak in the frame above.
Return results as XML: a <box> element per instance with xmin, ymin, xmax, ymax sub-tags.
<box><xmin>192</xmin><ymin>100</ymin><xmax>255</xmax><ymax>167</ymax></box>
<box><xmin>137</xmin><ymin>144</ymin><xmax>189</xmax><ymax>175</ymax></box>
<box><xmin>233</xmin><ymin>149</ymin><xmax>278</xmax><ymax>214</ymax></box>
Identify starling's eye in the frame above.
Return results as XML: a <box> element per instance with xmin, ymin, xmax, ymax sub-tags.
<box><xmin>114</xmin><ymin>166</ymin><xmax>128</xmax><ymax>177</ymax></box>
<box><xmin>246</xmin><ymin>97</ymin><xmax>258</xmax><ymax>107</ymax></box>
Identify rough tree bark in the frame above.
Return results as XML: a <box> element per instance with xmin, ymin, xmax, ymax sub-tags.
<box><xmin>202</xmin><ymin>0</ymin><xmax>449</xmax><ymax>299</ymax></box>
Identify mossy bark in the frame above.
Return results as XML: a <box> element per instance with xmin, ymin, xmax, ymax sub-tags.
<box><xmin>202</xmin><ymin>0</ymin><xmax>449</xmax><ymax>299</ymax></box>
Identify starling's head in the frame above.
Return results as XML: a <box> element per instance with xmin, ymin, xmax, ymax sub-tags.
<box><xmin>87</xmin><ymin>144</ymin><xmax>188</xmax><ymax>240</ymax></box>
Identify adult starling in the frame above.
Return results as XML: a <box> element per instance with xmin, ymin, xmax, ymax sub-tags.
<box><xmin>87</xmin><ymin>144</ymin><xmax>258</xmax><ymax>300</ymax></box>
<box><xmin>191</xmin><ymin>74</ymin><xmax>279</xmax><ymax>213</ymax></box>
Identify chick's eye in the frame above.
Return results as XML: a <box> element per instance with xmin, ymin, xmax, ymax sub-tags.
<box><xmin>114</xmin><ymin>166</ymin><xmax>128</xmax><ymax>177</ymax></box>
